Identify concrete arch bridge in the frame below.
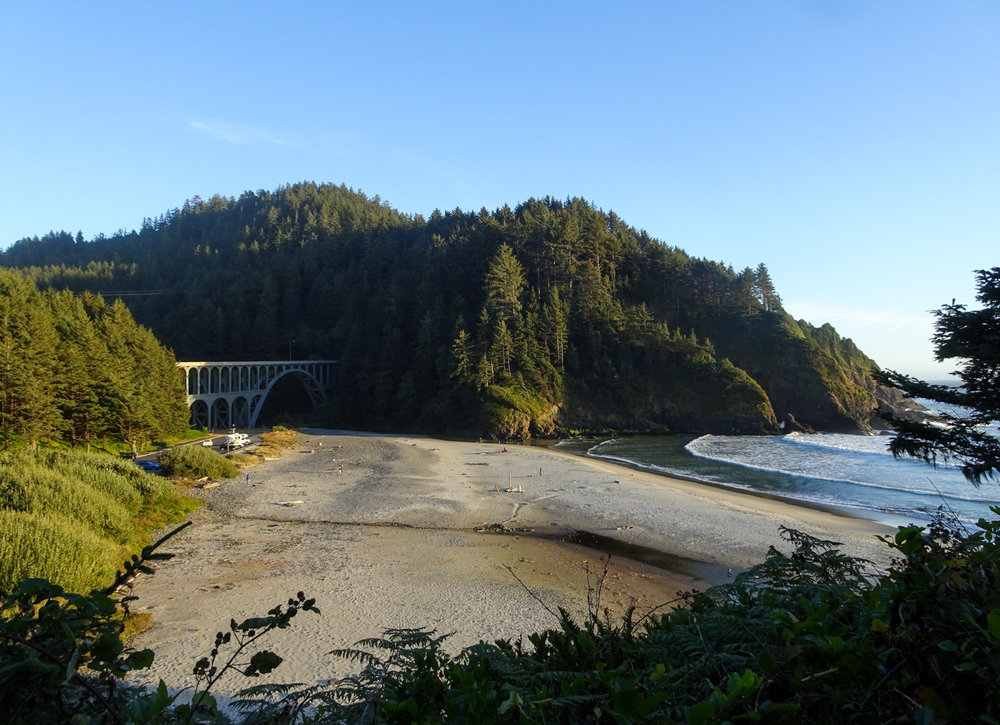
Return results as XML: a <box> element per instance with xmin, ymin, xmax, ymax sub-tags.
<box><xmin>177</xmin><ymin>360</ymin><xmax>337</xmax><ymax>430</ymax></box>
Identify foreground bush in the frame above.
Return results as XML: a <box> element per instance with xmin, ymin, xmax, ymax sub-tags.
<box><xmin>159</xmin><ymin>444</ymin><xmax>240</xmax><ymax>479</ymax></box>
<box><xmin>258</xmin><ymin>512</ymin><xmax>997</xmax><ymax>723</ymax></box>
<box><xmin>0</xmin><ymin>509</ymin><xmax>124</xmax><ymax>595</ymax></box>
<box><xmin>4</xmin><ymin>509</ymin><xmax>998</xmax><ymax>723</ymax></box>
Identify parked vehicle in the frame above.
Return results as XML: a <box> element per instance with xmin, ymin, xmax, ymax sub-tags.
<box><xmin>221</xmin><ymin>433</ymin><xmax>251</xmax><ymax>450</ymax></box>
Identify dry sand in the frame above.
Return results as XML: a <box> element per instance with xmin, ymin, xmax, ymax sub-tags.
<box><xmin>127</xmin><ymin>429</ymin><xmax>894</xmax><ymax>700</ymax></box>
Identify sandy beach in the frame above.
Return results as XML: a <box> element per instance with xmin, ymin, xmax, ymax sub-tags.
<box><xmin>127</xmin><ymin>430</ymin><xmax>895</xmax><ymax>701</ymax></box>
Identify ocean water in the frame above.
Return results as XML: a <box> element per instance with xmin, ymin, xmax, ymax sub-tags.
<box><xmin>559</xmin><ymin>411</ymin><xmax>1000</xmax><ymax>530</ymax></box>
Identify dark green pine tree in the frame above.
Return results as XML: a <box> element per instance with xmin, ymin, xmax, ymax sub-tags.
<box><xmin>451</xmin><ymin>327</ymin><xmax>474</xmax><ymax>385</ymax></box>
<box><xmin>48</xmin><ymin>290</ymin><xmax>111</xmax><ymax>450</ymax></box>
<box><xmin>541</xmin><ymin>287</ymin><xmax>570</xmax><ymax>370</ymax></box>
<box><xmin>0</xmin><ymin>296</ymin><xmax>24</xmax><ymax>450</ymax></box>
<box><xmin>485</xmin><ymin>244</ymin><xmax>525</xmax><ymax>325</ymax></box>
<box><xmin>16</xmin><ymin>303</ymin><xmax>63</xmax><ymax>450</ymax></box>
<box><xmin>89</xmin><ymin>297</ymin><xmax>187</xmax><ymax>453</ymax></box>
<box><xmin>877</xmin><ymin>267</ymin><xmax>1000</xmax><ymax>483</ymax></box>
<box><xmin>0</xmin><ymin>270</ymin><xmax>64</xmax><ymax>450</ymax></box>
<box><xmin>754</xmin><ymin>262</ymin><xmax>782</xmax><ymax>312</ymax></box>
<box><xmin>491</xmin><ymin>319</ymin><xmax>514</xmax><ymax>376</ymax></box>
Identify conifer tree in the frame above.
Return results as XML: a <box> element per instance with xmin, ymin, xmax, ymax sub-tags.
<box><xmin>0</xmin><ymin>305</ymin><xmax>23</xmax><ymax>450</ymax></box>
<box><xmin>754</xmin><ymin>262</ymin><xmax>782</xmax><ymax>312</ymax></box>
<box><xmin>485</xmin><ymin>244</ymin><xmax>525</xmax><ymax>324</ymax></box>
<box><xmin>49</xmin><ymin>290</ymin><xmax>109</xmax><ymax>449</ymax></box>
<box><xmin>451</xmin><ymin>328</ymin><xmax>473</xmax><ymax>383</ymax></box>
<box><xmin>89</xmin><ymin>297</ymin><xmax>186</xmax><ymax>454</ymax></box>
<box><xmin>542</xmin><ymin>288</ymin><xmax>569</xmax><ymax>370</ymax></box>
<box><xmin>0</xmin><ymin>270</ymin><xmax>63</xmax><ymax>449</ymax></box>
<box><xmin>492</xmin><ymin>319</ymin><xmax>514</xmax><ymax>375</ymax></box>
<box><xmin>16</xmin><ymin>304</ymin><xmax>63</xmax><ymax>449</ymax></box>
<box><xmin>877</xmin><ymin>267</ymin><xmax>1000</xmax><ymax>483</ymax></box>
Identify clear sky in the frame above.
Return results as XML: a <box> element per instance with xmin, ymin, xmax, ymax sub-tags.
<box><xmin>2</xmin><ymin>2</ymin><xmax>996</xmax><ymax>381</ymax></box>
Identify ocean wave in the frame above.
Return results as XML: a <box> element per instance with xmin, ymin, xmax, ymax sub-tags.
<box><xmin>585</xmin><ymin>451</ymin><xmax>718</xmax><ymax>483</ymax></box>
<box><xmin>586</xmin><ymin>450</ymin><xmax>814</xmax><ymax>499</ymax></box>
<box><xmin>683</xmin><ymin>435</ymin><xmax>994</xmax><ymax>502</ymax></box>
<box><xmin>578</xmin><ymin>432</ymin><xmax>1000</xmax><ymax>528</ymax></box>
<box><xmin>782</xmin><ymin>431</ymin><xmax>897</xmax><ymax>457</ymax></box>
<box><xmin>585</xmin><ymin>449</ymin><xmax>986</xmax><ymax>525</ymax></box>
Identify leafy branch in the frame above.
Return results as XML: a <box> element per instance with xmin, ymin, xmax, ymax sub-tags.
<box><xmin>0</xmin><ymin>522</ymin><xmax>190</xmax><ymax>723</ymax></box>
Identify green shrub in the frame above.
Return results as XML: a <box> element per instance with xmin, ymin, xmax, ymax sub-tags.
<box><xmin>0</xmin><ymin>449</ymin><xmax>196</xmax><ymax>595</ymax></box>
<box><xmin>40</xmin><ymin>448</ymin><xmax>174</xmax><ymax>499</ymax></box>
<box><xmin>0</xmin><ymin>527</ymin><xmax>191</xmax><ymax>724</ymax></box>
<box><xmin>0</xmin><ymin>510</ymin><xmax>123</xmax><ymax>592</ymax></box>
<box><xmin>159</xmin><ymin>445</ymin><xmax>240</xmax><ymax>479</ymax></box>
<box><xmin>0</xmin><ymin>458</ymin><xmax>135</xmax><ymax>543</ymax></box>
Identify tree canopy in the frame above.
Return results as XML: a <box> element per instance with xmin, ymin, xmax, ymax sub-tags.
<box><xmin>876</xmin><ymin>267</ymin><xmax>1000</xmax><ymax>484</ymax></box>
<box><xmin>0</xmin><ymin>268</ymin><xmax>187</xmax><ymax>452</ymax></box>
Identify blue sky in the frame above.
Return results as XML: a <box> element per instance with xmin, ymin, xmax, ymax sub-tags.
<box><xmin>2</xmin><ymin>2</ymin><xmax>996</xmax><ymax>380</ymax></box>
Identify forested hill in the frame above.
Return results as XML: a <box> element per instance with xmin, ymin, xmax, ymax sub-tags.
<box><xmin>2</xmin><ymin>182</ymin><xmax>894</xmax><ymax>438</ymax></box>
<box><xmin>0</xmin><ymin>267</ymin><xmax>188</xmax><ymax>452</ymax></box>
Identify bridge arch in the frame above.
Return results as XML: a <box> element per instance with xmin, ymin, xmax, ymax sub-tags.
<box><xmin>177</xmin><ymin>360</ymin><xmax>336</xmax><ymax>429</ymax></box>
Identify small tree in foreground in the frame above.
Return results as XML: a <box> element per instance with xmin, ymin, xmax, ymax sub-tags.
<box><xmin>876</xmin><ymin>266</ymin><xmax>1000</xmax><ymax>484</ymax></box>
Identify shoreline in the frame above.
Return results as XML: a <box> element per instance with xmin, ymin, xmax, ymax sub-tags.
<box><xmin>547</xmin><ymin>437</ymin><xmax>880</xmax><ymax>522</ymax></box>
<box><xmin>127</xmin><ymin>429</ymin><xmax>894</xmax><ymax>701</ymax></box>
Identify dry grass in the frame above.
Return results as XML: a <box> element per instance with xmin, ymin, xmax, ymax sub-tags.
<box><xmin>224</xmin><ymin>452</ymin><xmax>259</xmax><ymax>468</ymax></box>
<box><xmin>249</xmin><ymin>429</ymin><xmax>300</xmax><ymax>460</ymax></box>
<box><xmin>221</xmin><ymin>429</ymin><xmax>301</xmax><ymax>468</ymax></box>
<box><xmin>122</xmin><ymin>610</ymin><xmax>153</xmax><ymax>640</ymax></box>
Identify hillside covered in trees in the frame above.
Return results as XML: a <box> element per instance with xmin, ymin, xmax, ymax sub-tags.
<box><xmin>0</xmin><ymin>268</ymin><xmax>188</xmax><ymax>453</ymax></box>
<box><xmin>1</xmin><ymin>183</ymin><xmax>896</xmax><ymax>438</ymax></box>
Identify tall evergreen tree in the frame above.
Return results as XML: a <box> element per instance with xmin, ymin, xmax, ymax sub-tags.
<box><xmin>16</xmin><ymin>304</ymin><xmax>63</xmax><ymax>449</ymax></box>
<box><xmin>754</xmin><ymin>262</ymin><xmax>782</xmax><ymax>312</ymax></box>
<box><xmin>877</xmin><ymin>267</ymin><xmax>1000</xmax><ymax>483</ymax></box>
<box><xmin>0</xmin><ymin>303</ymin><xmax>24</xmax><ymax>450</ymax></box>
<box><xmin>542</xmin><ymin>287</ymin><xmax>570</xmax><ymax>370</ymax></box>
<box><xmin>89</xmin><ymin>298</ymin><xmax>187</xmax><ymax>454</ymax></box>
<box><xmin>0</xmin><ymin>270</ymin><xmax>63</xmax><ymax>449</ymax></box>
<box><xmin>484</xmin><ymin>244</ymin><xmax>525</xmax><ymax>325</ymax></box>
<box><xmin>49</xmin><ymin>291</ymin><xmax>110</xmax><ymax>449</ymax></box>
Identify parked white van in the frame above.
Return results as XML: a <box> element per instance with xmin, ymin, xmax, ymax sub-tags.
<box><xmin>222</xmin><ymin>433</ymin><xmax>251</xmax><ymax>450</ymax></box>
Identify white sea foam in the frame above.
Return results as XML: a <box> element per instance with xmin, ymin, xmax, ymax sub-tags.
<box><xmin>783</xmin><ymin>431</ymin><xmax>897</xmax><ymax>457</ymax></box>
<box><xmin>587</xmin><ymin>432</ymin><xmax>1000</xmax><ymax>528</ymax></box>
